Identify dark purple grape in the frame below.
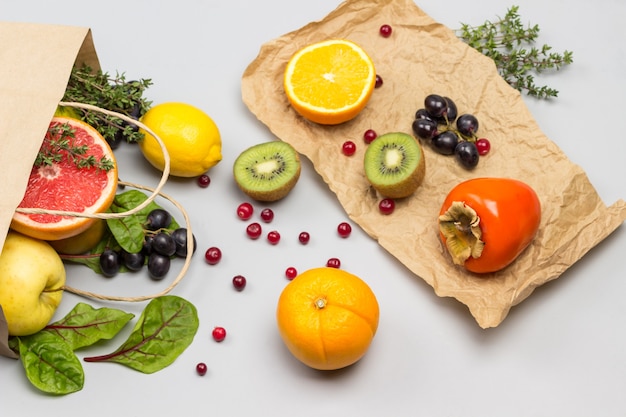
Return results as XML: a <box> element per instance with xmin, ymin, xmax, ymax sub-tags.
<box><xmin>412</xmin><ymin>118</ymin><xmax>438</xmax><ymax>140</ymax></box>
<box><xmin>147</xmin><ymin>253</ymin><xmax>170</xmax><ymax>280</ymax></box>
<box><xmin>456</xmin><ymin>114</ymin><xmax>479</xmax><ymax>137</ymax></box>
<box><xmin>151</xmin><ymin>232</ymin><xmax>176</xmax><ymax>257</ymax></box>
<box><xmin>99</xmin><ymin>249</ymin><xmax>120</xmax><ymax>277</ymax></box>
<box><xmin>455</xmin><ymin>141</ymin><xmax>480</xmax><ymax>169</ymax></box>
<box><xmin>142</xmin><ymin>235</ymin><xmax>154</xmax><ymax>256</ymax></box>
<box><xmin>171</xmin><ymin>228</ymin><xmax>197</xmax><ymax>257</ymax></box>
<box><xmin>145</xmin><ymin>209</ymin><xmax>172</xmax><ymax>231</ymax></box>
<box><xmin>122</xmin><ymin>251</ymin><xmax>145</xmax><ymax>272</ymax></box>
<box><xmin>414</xmin><ymin>108</ymin><xmax>434</xmax><ymax>121</ymax></box>
<box><xmin>442</xmin><ymin>97</ymin><xmax>458</xmax><ymax>123</ymax></box>
<box><xmin>431</xmin><ymin>130</ymin><xmax>459</xmax><ymax>155</ymax></box>
<box><xmin>424</xmin><ymin>94</ymin><xmax>447</xmax><ymax>118</ymax></box>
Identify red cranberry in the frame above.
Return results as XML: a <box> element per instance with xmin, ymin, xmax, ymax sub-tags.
<box><xmin>285</xmin><ymin>267</ymin><xmax>298</xmax><ymax>280</ymax></box>
<box><xmin>298</xmin><ymin>231</ymin><xmax>310</xmax><ymax>244</ymax></box>
<box><xmin>204</xmin><ymin>247</ymin><xmax>222</xmax><ymax>265</ymax></box>
<box><xmin>236</xmin><ymin>202</ymin><xmax>254</xmax><ymax>220</ymax></box>
<box><xmin>375</xmin><ymin>74</ymin><xmax>383</xmax><ymax>88</ymax></box>
<box><xmin>232</xmin><ymin>275</ymin><xmax>247</xmax><ymax>291</ymax></box>
<box><xmin>342</xmin><ymin>141</ymin><xmax>356</xmax><ymax>156</ymax></box>
<box><xmin>212</xmin><ymin>326</ymin><xmax>226</xmax><ymax>342</ymax></box>
<box><xmin>267</xmin><ymin>230</ymin><xmax>281</xmax><ymax>245</ymax></box>
<box><xmin>337</xmin><ymin>222</ymin><xmax>352</xmax><ymax>238</ymax></box>
<box><xmin>260</xmin><ymin>208</ymin><xmax>274</xmax><ymax>223</ymax></box>
<box><xmin>476</xmin><ymin>138</ymin><xmax>491</xmax><ymax>156</ymax></box>
<box><xmin>196</xmin><ymin>362</ymin><xmax>208</xmax><ymax>376</ymax></box>
<box><xmin>379</xmin><ymin>24</ymin><xmax>392</xmax><ymax>37</ymax></box>
<box><xmin>326</xmin><ymin>258</ymin><xmax>341</xmax><ymax>268</ymax></box>
<box><xmin>197</xmin><ymin>175</ymin><xmax>211</xmax><ymax>188</ymax></box>
<box><xmin>363</xmin><ymin>129</ymin><xmax>377</xmax><ymax>144</ymax></box>
<box><xmin>379</xmin><ymin>198</ymin><xmax>395</xmax><ymax>215</ymax></box>
<box><xmin>246</xmin><ymin>222</ymin><xmax>262</xmax><ymax>239</ymax></box>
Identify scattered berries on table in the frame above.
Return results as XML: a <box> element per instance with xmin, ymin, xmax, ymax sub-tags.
<box><xmin>267</xmin><ymin>230</ymin><xmax>281</xmax><ymax>245</ymax></box>
<box><xmin>298</xmin><ymin>231</ymin><xmax>310</xmax><ymax>244</ymax></box>
<box><xmin>237</xmin><ymin>202</ymin><xmax>254</xmax><ymax>220</ymax></box>
<box><xmin>260</xmin><ymin>208</ymin><xmax>274</xmax><ymax>223</ymax></box>
<box><xmin>326</xmin><ymin>258</ymin><xmax>341</xmax><ymax>268</ymax></box>
<box><xmin>285</xmin><ymin>267</ymin><xmax>298</xmax><ymax>280</ymax></box>
<box><xmin>204</xmin><ymin>246</ymin><xmax>222</xmax><ymax>265</ymax></box>
<box><xmin>196</xmin><ymin>362</ymin><xmax>208</xmax><ymax>376</ymax></box>
<box><xmin>379</xmin><ymin>198</ymin><xmax>395</xmax><ymax>215</ymax></box>
<box><xmin>375</xmin><ymin>74</ymin><xmax>383</xmax><ymax>88</ymax></box>
<box><xmin>342</xmin><ymin>141</ymin><xmax>356</xmax><ymax>156</ymax></box>
<box><xmin>212</xmin><ymin>327</ymin><xmax>227</xmax><ymax>342</ymax></box>
<box><xmin>232</xmin><ymin>275</ymin><xmax>247</xmax><ymax>291</ymax></box>
<box><xmin>337</xmin><ymin>222</ymin><xmax>352</xmax><ymax>238</ymax></box>
<box><xmin>197</xmin><ymin>174</ymin><xmax>211</xmax><ymax>188</ymax></box>
<box><xmin>363</xmin><ymin>129</ymin><xmax>377</xmax><ymax>144</ymax></box>
<box><xmin>379</xmin><ymin>24</ymin><xmax>393</xmax><ymax>38</ymax></box>
<box><xmin>246</xmin><ymin>222</ymin><xmax>262</xmax><ymax>239</ymax></box>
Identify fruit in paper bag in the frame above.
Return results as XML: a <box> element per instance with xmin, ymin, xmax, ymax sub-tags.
<box><xmin>11</xmin><ymin>117</ymin><xmax>118</xmax><ymax>241</ymax></box>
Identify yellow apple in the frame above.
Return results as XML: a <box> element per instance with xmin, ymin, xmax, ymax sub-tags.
<box><xmin>0</xmin><ymin>231</ymin><xmax>66</xmax><ymax>336</ymax></box>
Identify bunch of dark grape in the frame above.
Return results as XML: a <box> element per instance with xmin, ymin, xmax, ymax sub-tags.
<box><xmin>411</xmin><ymin>94</ymin><xmax>491</xmax><ymax>169</ymax></box>
<box><xmin>99</xmin><ymin>208</ymin><xmax>196</xmax><ymax>280</ymax></box>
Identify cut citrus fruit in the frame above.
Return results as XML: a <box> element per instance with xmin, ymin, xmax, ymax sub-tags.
<box><xmin>276</xmin><ymin>267</ymin><xmax>379</xmax><ymax>370</ymax></box>
<box><xmin>284</xmin><ymin>39</ymin><xmax>376</xmax><ymax>125</ymax></box>
<box><xmin>11</xmin><ymin>116</ymin><xmax>118</xmax><ymax>241</ymax></box>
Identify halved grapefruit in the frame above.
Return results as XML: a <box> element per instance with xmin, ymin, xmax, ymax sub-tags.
<box><xmin>11</xmin><ymin>116</ymin><xmax>118</xmax><ymax>241</ymax></box>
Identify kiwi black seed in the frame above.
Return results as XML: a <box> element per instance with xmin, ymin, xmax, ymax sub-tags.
<box><xmin>233</xmin><ymin>141</ymin><xmax>301</xmax><ymax>202</ymax></box>
<box><xmin>363</xmin><ymin>132</ymin><xmax>426</xmax><ymax>199</ymax></box>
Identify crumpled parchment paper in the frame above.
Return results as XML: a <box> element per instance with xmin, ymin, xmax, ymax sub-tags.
<box><xmin>242</xmin><ymin>0</ymin><xmax>626</xmax><ymax>328</ymax></box>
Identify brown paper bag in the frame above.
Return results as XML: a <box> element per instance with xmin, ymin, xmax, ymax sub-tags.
<box><xmin>0</xmin><ymin>22</ymin><xmax>100</xmax><ymax>251</ymax></box>
<box><xmin>0</xmin><ymin>22</ymin><xmax>100</xmax><ymax>357</ymax></box>
<box><xmin>241</xmin><ymin>0</ymin><xmax>626</xmax><ymax>328</ymax></box>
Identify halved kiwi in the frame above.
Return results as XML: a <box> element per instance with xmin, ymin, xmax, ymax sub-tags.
<box><xmin>363</xmin><ymin>132</ymin><xmax>426</xmax><ymax>198</ymax></box>
<box><xmin>233</xmin><ymin>141</ymin><xmax>301</xmax><ymax>202</ymax></box>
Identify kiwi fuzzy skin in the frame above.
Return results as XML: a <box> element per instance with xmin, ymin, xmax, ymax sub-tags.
<box><xmin>364</xmin><ymin>133</ymin><xmax>426</xmax><ymax>199</ymax></box>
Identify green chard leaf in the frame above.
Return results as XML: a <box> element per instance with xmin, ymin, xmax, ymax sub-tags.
<box><xmin>13</xmin><ymin>331</ymin><xmax>84</xmax><ymax>395</ymax></box>
<box><xmin>83</xmin><ymin>295</ymin><xmax>199</xmax><ymax>374</ymax></box>
<box><xmin>44</xmin><ymin>303</ymin><xmax>134</xmax><ymax>351</ymax></box>
<box><xmin>107</xmin><ymin>190</ymin><xmax>180</xmax><ymax>254</ymax></box>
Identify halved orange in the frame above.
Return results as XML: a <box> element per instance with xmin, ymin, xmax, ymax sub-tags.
<box><xmin>276</xmin><ymin>267</ymin><xmax>379</xmax><ymax>370</ymax></box>
<box><xmin>284</xmin><ymin>39</ymin><xmax>376</xmax><ymax>125</ymax></box>
<box><xmin>11</xmin><ymin>117</ymin><xmax>118</xmax><ymax>241</ymax></box>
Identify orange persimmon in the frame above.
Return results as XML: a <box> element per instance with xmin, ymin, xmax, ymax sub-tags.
<box><xmin>438</xmin><ymin>177</ymin><xmax>541</xmax><ymax>274</ymax></box>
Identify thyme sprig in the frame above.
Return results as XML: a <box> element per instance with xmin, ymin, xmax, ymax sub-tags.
<box><xmin>35</xmin><ymin>122</ymin><xmax>114</xmax><ymax>171</ymax></box>
<box><xmin>62</xmin><ymin>65</ymin><xmax>153</xmax><ymax>144</ymax></box>
<box><xmin>457</xmin><ymin>5</ymin><xmax>573</xmax><ymax>99</ymax></box>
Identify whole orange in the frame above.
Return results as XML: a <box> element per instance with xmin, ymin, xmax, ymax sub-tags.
<box><xmin>276</xmin><ymin>267</ymin><xmax>379</xmax><ymax>370</ymax></box>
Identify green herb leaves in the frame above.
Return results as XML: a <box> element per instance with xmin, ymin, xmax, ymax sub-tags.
<box><xmin>84</xmin><ymin>296</ymin><xmax>199</xmax><ymax>373</ymax></box>
<box><xmin>9</xmin><ymin>296</ymin><xmax>198</xmax><ymax>395</ymax></box>
<box><xmin>457</xmin><ymin>5</ymin><xmax>573</xmax><ymax>99</ymax></box>
<box><xmin>36</xmin><ymin>122</ymin><xmax>114</xmax><ymax>171</ymax></box>
<box><xmin>62</xmin><ymin>65</ymin><xmax>152</xmax><ymax>144</ymax></box>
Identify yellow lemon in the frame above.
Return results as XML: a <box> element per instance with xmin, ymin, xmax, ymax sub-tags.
<box><xmin>138</xmin><ymin>102</ymin><xmax>222</xmax><ymax>177</ymax></box>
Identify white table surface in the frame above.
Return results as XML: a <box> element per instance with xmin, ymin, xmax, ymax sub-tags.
<box><xmin>2</xmin><ymin>0</ymin><xmax>625</xmax><ymax>416</ymax></box>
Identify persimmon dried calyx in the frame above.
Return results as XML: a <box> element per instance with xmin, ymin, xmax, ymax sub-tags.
<box><xmin>439</xmin><ymin>201</ymin><xmax>485</xmax><ymax>266</ymax></box>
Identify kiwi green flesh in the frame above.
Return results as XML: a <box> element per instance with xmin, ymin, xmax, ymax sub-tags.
<box><xmin>233</xmin><ymin>141</ymin><xmax>301</xmax><ymax>202</ymax></box>
<box><xmin>364</xmin><ymin>132</ymin><xmax>425</xmax><ymax>199</ymax></box>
